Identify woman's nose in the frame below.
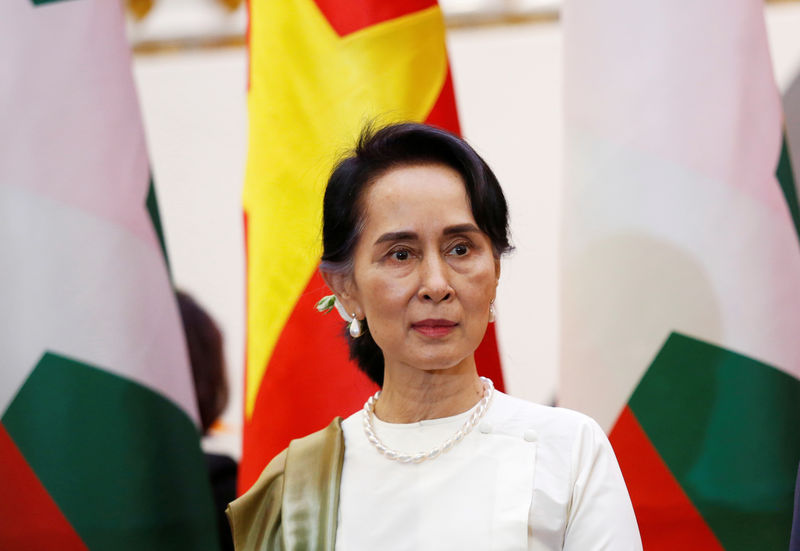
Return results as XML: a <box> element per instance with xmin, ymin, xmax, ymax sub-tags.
<box><xmin>418</xmin><ymin>256</ymin><xmax>453</xmax><ymax>303</ymax></box>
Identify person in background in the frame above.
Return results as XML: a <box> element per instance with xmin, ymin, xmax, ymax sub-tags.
<box><xmin>177</xmin><ymin>290</ymin><xmax>237</xmax><ymax>551</ymax></box>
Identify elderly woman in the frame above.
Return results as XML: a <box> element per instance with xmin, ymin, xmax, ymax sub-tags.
<box><xmin>227</xmin><ymin>123</ymin><xmax>642</xmax><ymax>550</ymax></box>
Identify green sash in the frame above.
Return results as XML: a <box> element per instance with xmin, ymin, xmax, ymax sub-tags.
<box><xmin>226</xmin><ymin>418</ymin><xmax>344</xmax><ymax>551</ymax></box>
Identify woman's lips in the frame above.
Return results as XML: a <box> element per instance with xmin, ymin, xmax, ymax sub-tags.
<box><xmin>411</xmin><ymin>319</ymin><xmax>457</xmax><ymax>338</ymax></box>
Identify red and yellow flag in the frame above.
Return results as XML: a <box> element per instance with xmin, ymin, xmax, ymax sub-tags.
<box><xmin>240</xmin><ymin>0</ymin><xmax>505</xmax><ymax>492</ymax></box>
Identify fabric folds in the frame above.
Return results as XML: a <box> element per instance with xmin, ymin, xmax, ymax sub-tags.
<box><xmin>227</xmin><ymin>418</ymin><xmax>344</xmax><ymax>551</ymax></box>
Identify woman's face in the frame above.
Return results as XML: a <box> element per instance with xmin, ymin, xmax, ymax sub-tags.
<box><xmin>344</xmin><ymin>163</ymin><xmax>499</xmax><ymax>374</ymax></box>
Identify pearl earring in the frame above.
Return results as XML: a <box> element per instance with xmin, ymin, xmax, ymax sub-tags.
<box><xmin>488</xmin><ymin>301</ymin><xmax>496</xmax><ymax>323</ymax></box>
<box><xmin>349</xmin><ymin>315</ymin><xmax>363</xmax><ymax>338</ymax></box>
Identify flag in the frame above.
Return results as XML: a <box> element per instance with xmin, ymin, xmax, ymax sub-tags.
<box><xmin>240</xmin><ymin>0</ymin><xmax>506</xmax><ymax>492</ymax></box>
<box><xmin>561</xmin><ymin>0</ymin><xmax>800</xmax><ymax>548</ymax></box>
<box><xmin>0</xmin><ymin>2</ymin><xmax>219</xmax><ymax>549</ymax></box>
<box><xmin>791</xmin><ymin>463</ymin><xmax>800</xmax><ymax>551</ymax></box>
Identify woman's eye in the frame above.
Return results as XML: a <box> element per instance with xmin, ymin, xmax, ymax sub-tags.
<box><xmin>450</xmin><ymin>243</ymin><xmax>469</xmax><ymax>256</ymax></box>
<box><xmin>391</xmin><ymin>249</ymin><xmax>410</xmax><ymax>261</ymax></box>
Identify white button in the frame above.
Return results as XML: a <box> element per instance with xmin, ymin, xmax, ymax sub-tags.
<box><xmin>523</xmin><ymin>429</ymin><xmax>538</xmax><ymax>442</ymax></box>
<box><xmin>478</xmin><ymin>421</ymin><xmax>492</xmax><ymax>434</ymax></box>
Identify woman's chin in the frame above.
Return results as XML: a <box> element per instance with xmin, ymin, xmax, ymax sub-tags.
<box><xmin>397</xmin><ymin>353</ymin><xmax>475</xmax><ymax>375</ymax></box>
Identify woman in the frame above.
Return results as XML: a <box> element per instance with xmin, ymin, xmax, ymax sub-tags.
<box><xmin>227</xmin><ymin>123</ymin><xmax>642</xmax><ymax>550</ymax></box>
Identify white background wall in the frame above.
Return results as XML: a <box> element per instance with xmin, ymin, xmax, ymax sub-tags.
<box><xmin>132</xmin><ymin>4</ymin><xmax>800</xmax><ymax>458</ymax></box>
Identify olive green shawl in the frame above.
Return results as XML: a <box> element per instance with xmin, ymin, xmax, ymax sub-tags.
<box><xmin>226</xmin><ymin>418</ymin><xmax>344</xmax><ymax>551</ymax></box>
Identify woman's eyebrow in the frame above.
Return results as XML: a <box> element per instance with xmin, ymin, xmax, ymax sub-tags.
<box><xmin>374</xmin><ymin>231</ymin><xmax>417</xmax><ymax>245</ymax></box>
<box><xmin>374</xmin><ymin>225</ymin><xmax>480</xmax><ymax>245</ymax></box>
<box><xmin>443</xmin><ymin>224</ymin><xmax>480</xmax><ymax>235</ymax></box>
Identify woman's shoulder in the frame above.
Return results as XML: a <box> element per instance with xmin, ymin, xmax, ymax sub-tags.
<box><xmin>488</xmin><ymin>391</ymin><xmax>605</xmax><ymax>447</ymax></box>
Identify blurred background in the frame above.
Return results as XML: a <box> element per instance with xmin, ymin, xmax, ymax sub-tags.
<box><xmin>128</xmin><ymin>0</ymin><xmax>800</xmax><ymax>460</ymax></box>
<box><xmin>5</xmin><ymin>1</ymin><xmax>800</xmax><ymax>549</ymax></box>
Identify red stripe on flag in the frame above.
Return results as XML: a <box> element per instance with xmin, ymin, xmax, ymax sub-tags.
<box><xmin>0</xmin><ymin>423</ymin><xmax>88</xmax><ymax>551</ymax></box>
<box><xmin>609</xmin><ymin>407</ymin><xmax>724</xmax><ymax>551</ymax></box>
<box><xmin>313</xmin><ymin>0</ymin><xmax>437</xmax><ymax>36</ymax></box>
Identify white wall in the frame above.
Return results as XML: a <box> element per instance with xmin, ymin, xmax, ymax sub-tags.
<box><xmin>133</xmin><ymin>4</ymin><xmax>800</xmax><ymax>458</ymax></box>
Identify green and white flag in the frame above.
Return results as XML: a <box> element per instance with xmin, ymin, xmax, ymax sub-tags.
<box><xmin>0</xmin><ymin>1</ymin><xmax>219</xmax><ymax>549</ymax></box>
<box><xmin>562</xmin><ymin>0</ymin><xmax>800</xmax><ymax>548</ymax></box>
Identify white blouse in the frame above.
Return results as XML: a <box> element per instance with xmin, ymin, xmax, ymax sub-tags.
<box><xmin>335</xmin><ymin>391</ymin><xmax>642</xmax><ymax>551</ymax></box>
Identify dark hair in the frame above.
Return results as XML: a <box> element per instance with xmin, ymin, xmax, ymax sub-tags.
<box><xmin>177</xmin><ymin>290</ymin><xmax>228</xmax><ymax>434</ymax></box>
<box><xmin>321</xmin><ymin>122</ymin><xmax>512</xmax><ymax>387</ymax></box>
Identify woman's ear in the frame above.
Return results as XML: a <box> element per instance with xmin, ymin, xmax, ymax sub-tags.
<box><xmin>494</xmin><ymin>257</ymin><xmax>501</xmax><ymax>284</ymax></box>
<box><xmin>320</xmin><ymin>269</ymin><xmax>360</xmax><ymax>315</ymax></box>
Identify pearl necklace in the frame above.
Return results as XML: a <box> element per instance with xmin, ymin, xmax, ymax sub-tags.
<box><xmin>362</xmin><ymin>377</ymin><xmax>494</xmax><ymax>464</ymax></box>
